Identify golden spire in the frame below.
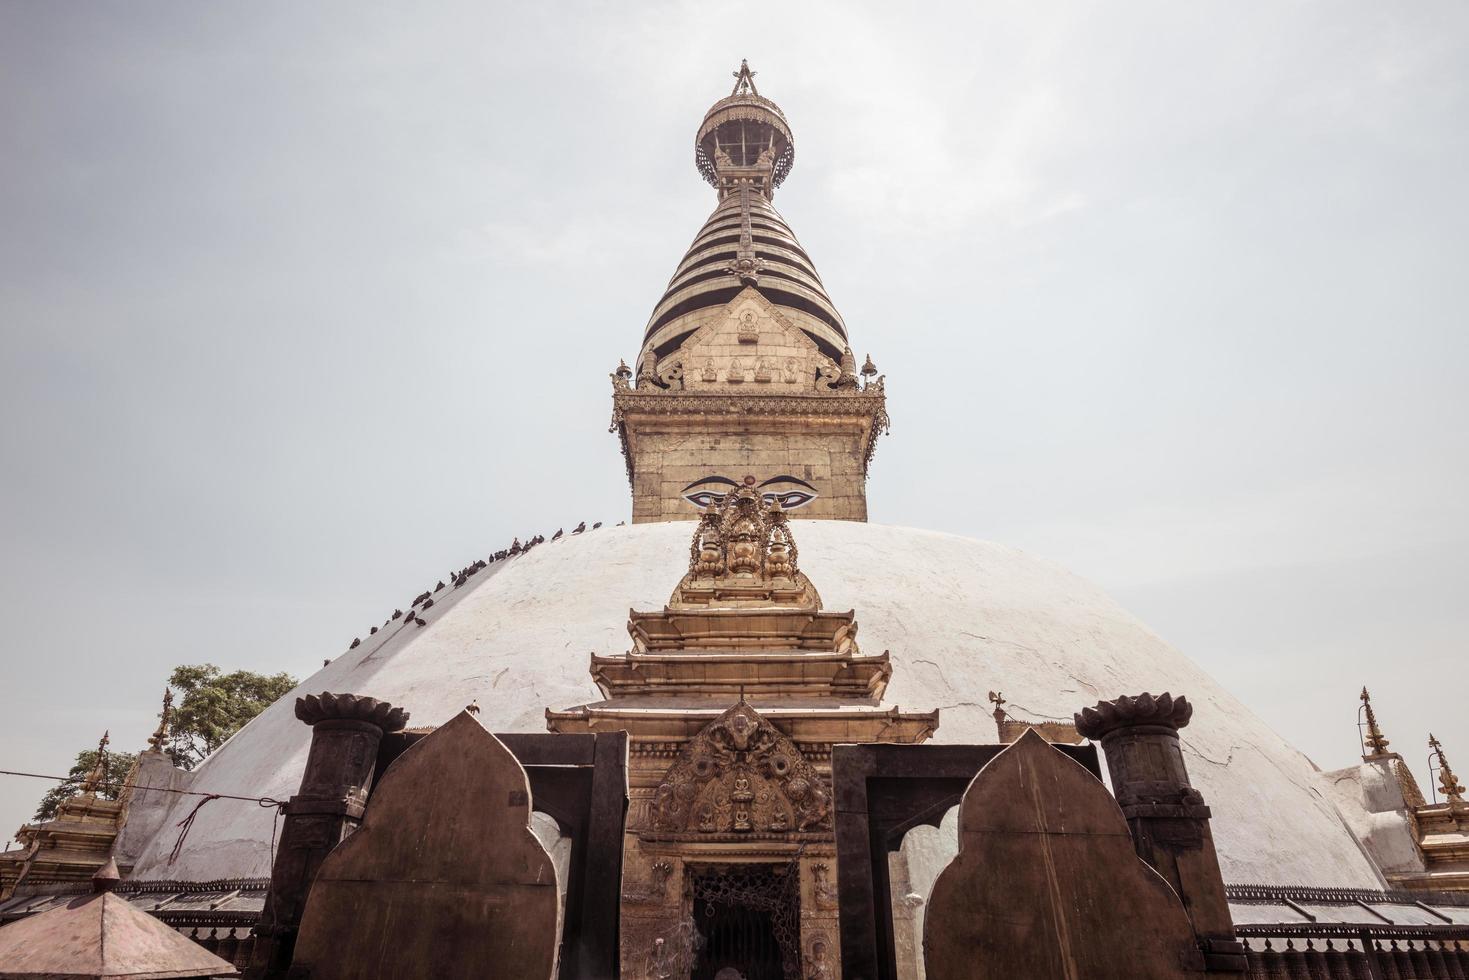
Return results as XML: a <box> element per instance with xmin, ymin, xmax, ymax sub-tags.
<box><xmin>1429</xmin><ymin>733</ymin><xmax>1466</xmax><ymax>803</ymax></box>
<box><xmin>146</xmin><ymin>688</ymin><xmax>174</xmax><ymax>753</ymax></box>
<box><xmin>80</xmin><ymin>730</ymin><xmax>110</xmax><ymax>794</ymax></box>
<box><xmin>731</xmin><ymin>59</ymin><xmax>759</xmax><ymax>97</ymax></box>
<box><xmin>1360</xmin><ymin>687</ymin><xmax>1390</xmax><ymax>757</ymax></box>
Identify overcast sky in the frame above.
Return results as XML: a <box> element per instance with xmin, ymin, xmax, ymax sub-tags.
<box><xmin>2</xmin><ymin>2</ymin><xmax>1466</xmax><ymax>843</ymax></box>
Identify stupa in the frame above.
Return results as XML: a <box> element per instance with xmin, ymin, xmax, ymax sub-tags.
<box><xmin>5</xmin><ymin>60</ymin><xmax>1464</xmax><ymax>980</ymax></box>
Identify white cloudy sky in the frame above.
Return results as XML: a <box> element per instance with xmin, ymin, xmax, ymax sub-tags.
<box><xmin>1</xmin><ymin>2</ymin><xmax>1466</xmax><ymax>842</ymax></box>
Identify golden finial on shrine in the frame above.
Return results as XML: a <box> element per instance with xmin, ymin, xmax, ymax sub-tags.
<box><xmin>80</xmin><ymin>730</ymin><xmax>111</xmax><ymax>794</ymax></box>
<box><xmin>987</xmin><ymin>690</ymin><xmax>1007</xmax><ymax>719</ymax></box>
<box><xmin>147</xmin><ymin>688</ymin><xmax>174</xmax><ymax>753</ymax></box>
<box><xmin>1429</xmin><ymin>733</ymin><xmax>1465</xmax><ymax>804</ymax></box>
<box><xmin>1359</xmin><ymin>687</ymin><xmax>1390</xmax><ymax>757</ymax></box>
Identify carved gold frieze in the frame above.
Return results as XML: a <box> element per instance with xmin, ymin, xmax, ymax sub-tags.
<box><xmin>645</xmin><ymin>703</ymin><xmax>832</xmax><ymax>842</ymax></box>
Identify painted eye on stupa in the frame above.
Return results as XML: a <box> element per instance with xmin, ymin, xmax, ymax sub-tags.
<box><xmin>682</xmin><ymin>474</ymin><xmax>820</xmax><ymax>510</ymax></box>
<box><xmin>756</xmin><ymin>475</ymin><xmax>819</xmax><ymax>511</ymax></box>
<box><xmin>684</xmin><ymin>489</ymin><xmax>727</xmax><ymax>508</ymax></box>
<box><xmin>764</xmin><ymin>489</ymin><xmax>815</xmax><ymax>510</ymax></box>
<box><xmin>682</xmin><ymin>475</ymin><xmax>740</xmax><ymax>510</ymax></box>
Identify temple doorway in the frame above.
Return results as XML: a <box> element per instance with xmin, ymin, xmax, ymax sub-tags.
<box><xmin>689</xmin><ymin>863</ymin><xmax>801</xmax><ymax>980</ymax></box>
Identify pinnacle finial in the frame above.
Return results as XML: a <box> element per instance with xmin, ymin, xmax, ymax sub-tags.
<box><xmin>1429</xmin><ymin>733</ymin><xmax>1466</xmax><ymax>803</ymax></box>
<box><xmin>1360</xmin><ymin>687</ymin><xmax>1390</xmax><ymax>757</ymax></box>
<box><xmin>91</xmin><ymin>856</ymin><xmax>121</xmax><ymax>893</ymax></box>
<box><xmin>147</xmin><ymin>688</ymin><xmax>174</xmax><ymax>753</ymax></box>
<box><xmin>80</xmin><ymin>730</ymin><xmax>111</xmax><ymax>794</ymax></box>
<box><xmin>731</xmin><ymin>59</ymin><xmax>759</xmax><ymax>97</ymax></box>
<box><xmin>987</xmin><ymin>691</ymin><xmax>1007</xmax><ymax>722</ymax></box>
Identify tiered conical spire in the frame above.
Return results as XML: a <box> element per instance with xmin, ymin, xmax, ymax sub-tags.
<box><xmin>614</xmin><ymin>63</ymin><xmax>889</xmax><ymax>525</ymax></box>
<box><xmin>641</xmin><ymin>62</ymin><xmax>847</xmax><ymax>371</ymax></box>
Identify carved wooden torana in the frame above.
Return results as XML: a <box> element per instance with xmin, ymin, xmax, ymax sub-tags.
<box><xmin>550</xmin><ymin>484</ymin><xmax>938</xmax><ymax>978</ymax></box>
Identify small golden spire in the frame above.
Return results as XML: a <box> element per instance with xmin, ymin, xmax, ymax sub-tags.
<box><xmin>731</xmin><ymin>59</ymin><xmax>759</xmax><ymax>98</ymax></box>
<box><xmin>1429</xmin><ymin>733</ymin><xmax>1466</xmax><ymax>803</ymax></box>
<box><xmin>80</xmin><ymin>730</ymin><xmax>111</xmax><ymax>794</ymax></box>
<box><xmin>1360</xmin><ymin>687</ymin><xmax>1390</xmax><ymax>757</ymax></box>
<box><xmin>147</xmin><ymin>688</ymin><xmax>174</xmax><ymax>753</ymax></box>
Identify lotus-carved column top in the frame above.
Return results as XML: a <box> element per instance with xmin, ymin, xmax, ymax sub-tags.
<box><xmin>295</xmin><ymin>692</ymin><xmax>409</xmax><ymax>733</ymax></box>
<box><xmin>1074</xmin><ymin>692</ymin><xmax>1192</xmax><ymax>741</ymax></box>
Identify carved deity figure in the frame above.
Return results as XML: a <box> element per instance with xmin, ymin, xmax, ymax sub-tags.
<box><xmin>723</xmin><ymin>707</ymin><xmax>760</xmax><ymax>751</ymax></box>
<box><xmin>787</xmin><ymin>775</ymin><xmax>832</xmax><ymax>832</ymax></box>
<box><xmin>764</xmin><ymin>503</ymin><xmax>798</xmax><ymax>579</ymax></box>
<box><xmin>805</xmin><ymin>938</ymin><xmax>833</xmax><ymax>980</ymax></box>
<box><xmin>725</xmin><ymin>508</ymin><xmax>763</xmax><ymax>575</ymax></box>
<box><xmin>647</xmin><ymin>937</ymin><xmax>678</xmax><ymax>980</ymax></box>
<box><xmin>731</xmin><ymin>773</ymin><xmax>754</xmax><ymax>831</ymax></box>
<box><xmin>811</xmin><ymin>863</ymin><xmax>838</xmax><ymax>908</ymax></box>
<box><xmin>648</xmin><ymin>703</ymin><xmax>835</xmax><ymax>838</ymax></box>
<box><xmin>738</xmin><ymin>310</ymin><xmax>759</xmax><ymax>343</ymax></box>
<box><xmin>690</xmin><ymin>506</ymin><xmax>725</xmax><ymax>577</ymax></box>
<box><xmin>766</xmin><ymin>539</ymin><xmax>793</xmax><ymax>578</ymax></box>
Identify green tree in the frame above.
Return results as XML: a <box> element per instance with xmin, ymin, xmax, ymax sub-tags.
<box><xmin>33</xmin><ymin>747</ymin><xmax>138</xmax><ymax>822</ymax></box>
<box><xmin>31</xmin><ymin>664</ymin><xmax>294</xmax><ymax>821</ymax></box>
<box><xmin>165</xmin><ymin>664</ymin><xmax>297</xmax><ymax>770</ymax></box>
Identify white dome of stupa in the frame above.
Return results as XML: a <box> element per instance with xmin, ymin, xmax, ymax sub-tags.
<box><xmin>127</xmin><ymin>520</ymin><xmax>1383</xmax><ymax>890</ymax></box>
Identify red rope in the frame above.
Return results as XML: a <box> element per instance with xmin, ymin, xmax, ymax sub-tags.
<box><xmin>168</xmin><ymin>794</ymin><xmax>220</xmax><ymax>865</ymax></box>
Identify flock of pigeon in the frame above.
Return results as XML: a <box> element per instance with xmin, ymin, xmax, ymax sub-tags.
<box><xmin>339</xmin><ymin>519</ymin><xmax>619</xmax><ymax>658</ymax></box>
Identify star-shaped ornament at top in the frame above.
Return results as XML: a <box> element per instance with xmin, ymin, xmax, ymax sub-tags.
<box><xmin>731</xmin><ymin>59</ymin><xmax>759</xmax><ymax>97</ymax></box>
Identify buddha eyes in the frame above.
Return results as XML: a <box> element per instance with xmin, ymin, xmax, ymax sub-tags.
<box><xmin>680</xmin><ymin>475</ymin><xmax>819</xmax><ymax>511</ymax></box>
<box><xmin>685</xmin><ymin>490</ymin><xmax>727</xmax><ymax>508</ymax></box>
<box><xmin>767</xmin><ymin>490</ymin><xmax>815</xmax><ymax>509</ymax></box>
<box><xmin>681</xmin><ymin>489</ymin><xmax>815</xmax><ymax>509</ymax></box>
